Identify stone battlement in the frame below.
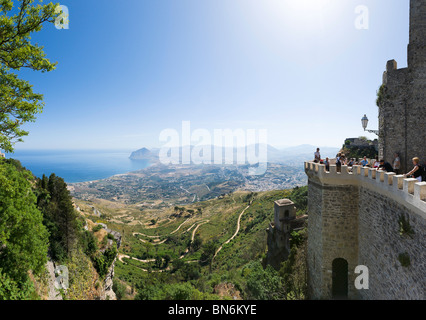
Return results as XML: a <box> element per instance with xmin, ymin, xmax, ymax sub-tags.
<box><xmin>305</xmin><ymin>161</ymin><xmax>426</xmax><ymax>217</ymax></box>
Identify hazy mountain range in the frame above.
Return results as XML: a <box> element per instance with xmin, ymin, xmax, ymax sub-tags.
<box><xmin>129</xmin><ymin>144</ymin><xmax>340</xmax><ymax>166</ymax></box>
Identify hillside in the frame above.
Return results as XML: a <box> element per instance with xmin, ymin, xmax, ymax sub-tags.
<box><xmin>0</xmin><ymin>158</ymin><xmax>119</xmax><ymax>300</ymax></box>
<box><xmin>73</xmin><ymin>186</ymin><xmax>308</xmax><ymax>300</ymax></box>
<box><xmin>0</xmin><ymin>156</ymin><xmax>308</xmax><ymax>300</ymax></box>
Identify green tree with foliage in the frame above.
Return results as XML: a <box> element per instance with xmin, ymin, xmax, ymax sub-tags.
<box><xmin>0</xmin><ymin>0</ymin><xmax>59</xmax><ymax>153</ymax></box>
<box><xmin>200</xmin><ymin>240</ymin><xmax>218</xmax><ymax>273</ymax></box>
<box><xmin>0</xmin><ymin>160</ymin><xmax>49</xmax><ymax>287</ymax></box>
<box><xmin>37</xmin><ymin>173</ymin><xmax>79</xmax><ymax>261</ymax></box>
<box><xmin>243</xmin><ymin>261</ymin><xmax>285</xmax><ymax>300</ymax></box>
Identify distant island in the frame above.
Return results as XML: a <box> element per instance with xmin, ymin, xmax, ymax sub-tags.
<box><xmin>129</xmin><ymin>147</ymin><xmax>159</xmax><ymax>161</ymax></box>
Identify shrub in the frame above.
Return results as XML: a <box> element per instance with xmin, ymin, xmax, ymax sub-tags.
<box><xmin>398</xmin><ymin>253</ymin><xmax>410</xmax><ymax>267</ymax></box>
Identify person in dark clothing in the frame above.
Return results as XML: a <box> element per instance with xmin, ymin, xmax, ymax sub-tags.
<box><xmin>378</xmin><ymin>159</ymin><xmax>394</xmax><ymax>172</ymax></box>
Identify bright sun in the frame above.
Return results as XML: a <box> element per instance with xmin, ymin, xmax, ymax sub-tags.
<box><xmin>285</xmin><ymin>0</ymin><xmax>332</xmax><ymax>12</ymax></box>
<box><xmin>264</xmin><ymin>0</ymin><xmax>337</xmax><ymax>29</ymax></box>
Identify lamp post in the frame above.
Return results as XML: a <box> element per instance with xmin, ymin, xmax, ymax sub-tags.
<box><xmin>361</xmin><ymin>114</ymin><xmax>379</xmax><ymax>135</ymax></box>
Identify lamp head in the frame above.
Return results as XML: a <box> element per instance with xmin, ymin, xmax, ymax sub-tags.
<box><xmin>361</xmin><ymin>114</ymin><xmax>369</xmax><ymax>130</ymax></box>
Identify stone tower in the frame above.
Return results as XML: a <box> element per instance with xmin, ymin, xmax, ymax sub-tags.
<box><xmin>265</xmin><ymin>199</ymin><xmax>298</xmax><ymax>270</ymax></box>
<box><xmin>378</xmin><ymin>0</ymin><xmax>426</xmax><ymax>173</ymax></box>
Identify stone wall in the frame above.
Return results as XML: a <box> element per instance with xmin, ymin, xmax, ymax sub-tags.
<box><xmin>306</xmin><ymin>180</ymin><xmax>323</xmax><ymax>299</ymax></box>
<box><xmin>307</xmin><ymin>180</ymin><xmax>360</xmax><ymax>299</ymax></box>
<box><xmin>378</xmin><ymin>0</ymin><xmax>426</xmax><ymax>173</ymax></box>
<box><xmin>320</xmin><ymin>183</ymin><xmax>359</xmax><ymax>300</ymax></box>
<box><xmin>305</xmin><ymin>161</ymin><xmax>426</xmax><ymax>300</ymax></box>
<box><xmin>358</xmin><ymin>187</ymin><xmax>426</xmax><ymax>299</ymax></box>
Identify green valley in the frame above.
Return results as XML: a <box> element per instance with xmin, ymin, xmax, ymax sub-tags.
<box><xmin>73</xmin><ymin>184</ymin><xmax>309</xmax><ymax>300</ymax></box>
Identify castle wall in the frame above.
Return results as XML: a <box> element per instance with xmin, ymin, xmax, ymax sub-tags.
<box><xmin>358</xmin><ymin>187</ymin><xmax>426</xmax><ymax>300</ymax></box>
<box><xmin>320</xmin><ymin>184</ymin><xmax>359</xmax><ymax>300</ymax></box>
<box><xmin>379</xmin><ymin>0</ymin><xmax>426</xmax><ymax>172</ymax></box>
<box><xmin>305</xmin><ymin>162</ymin><xmax>426</xmax><ymax>300</ymax></box>
<box><xmin>307</xmin><ymin>180</ymin><xmax>359</xmax><ymax>299</ymax></box>
<box><xmin>379</xmin><ymin>65</ymin><xmax>409</xmax><ymax>168</ymax></box>
<box><xmin>307</xmin><ymin>180</ymin><xmax>323</xmax><ymax>299</ymax></box>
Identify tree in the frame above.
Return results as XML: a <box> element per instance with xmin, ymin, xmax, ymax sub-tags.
<box><xmin>200</xmin><ymin>241</ymin><xmax>218</xmax><ymax>273</ymax></box>
<box><xmin>0</xmin><ymin>268</ymin><xmax>36</xmax><ymax>300</ymax></box>
<box><xmin>0</xmin><ymin>0</ymin><xmax>59</xmax><ymax>152</ymax></box>
<box><xmin>244</xmin><ymin>261</ymin><xmax>285</xmax><ymax>300</ymax></box>
<box><xmin>0</xmin><ymin>160</ymin><xmax>49</xmax><ymax>284</ymax></box>
<box><xmin>39</xmin><ymin>173</ymin><xmax>79</xmax><ymax>260</ymax></box>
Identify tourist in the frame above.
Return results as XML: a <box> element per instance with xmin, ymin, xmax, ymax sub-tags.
<box><xmin>336</xmin><ymin>153</ymin><xmax>342</xmax><ymax>172</ymax></box>
<box><xmin>393</xmin><ymin>153</ymin><xmax>401</xmax><ymax>175</ymax></box>
<box><xmin>324</xmin><ymin>157</ymin><xmax>330</xmax><ymax>171</ymax></box>
<box><xmin>378</xmin><ymin>159</ymin><xmax>394</xmax><ymax>172</ymax></box>
<box><xmin>314</xmin><ymin>148</ymin><xmax>321</xmax><ymax>163</ymax></box>
<box><xmin>360</xmin><ymin>156</ymin><xmax>369</xmax><ymax>167</ymax></box>
<box><xmin>373</xmin><ymin>156</ymin><xmax>380</xmax><ymax>168</ymax></box>
<box><xmin>403</xmin><ymin>157</ymin><xmax>423</xmax><ymax>182</ymax></box>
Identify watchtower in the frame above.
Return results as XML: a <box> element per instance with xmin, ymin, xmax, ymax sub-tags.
<box><xmin>378</xmin><ymin>0</ymin><xmax>426</xmax><ymax>173</ymax></box>
<box><xmin>265</xmin><ymin>199</ymin><xmax>297</xmax><ymax>270</ymax></box>
<box><xmin>274</xmin><ymin>199</ymin><xmax>297</xmax><ymax>235</ymax></box>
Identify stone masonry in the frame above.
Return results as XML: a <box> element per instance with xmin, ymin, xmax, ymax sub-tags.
<box><xmin>305</xmin><ymin>162</ymin><xmax>426</xmax><ymax>299</ymax></box>
<box><xmin>378</xmin><ymin>0</ymin><xmax>426</xmax><ymax>173</ymax></box>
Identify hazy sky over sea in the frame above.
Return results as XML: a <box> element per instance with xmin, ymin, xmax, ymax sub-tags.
<box><xmin>14</xmin><ymin>0</ymin><xmax>409</xmax><ymax>151</ymax></box>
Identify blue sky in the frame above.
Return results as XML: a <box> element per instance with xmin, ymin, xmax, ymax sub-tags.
<box><xmin>14</xmin><ymin>0</ymin><xmax>410</xmax><ymax>151</ymax></box>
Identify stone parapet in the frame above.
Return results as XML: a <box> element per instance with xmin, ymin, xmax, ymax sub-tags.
<box><xmin>305</xmin><ymin>161</ymin><xmax>426</xmax><ymax>218</ymax></box>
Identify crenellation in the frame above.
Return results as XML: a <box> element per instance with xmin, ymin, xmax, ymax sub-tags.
<box><xmin>414</xmin><ymin>182</ymin><xmax>426</xmax><ymax>201</ymax></box>
<box><xmin>393</xmin><ymin>174</ymin><xmax>405</xmax><ymax>190</ymax></box>
<box><xmin>368</xmin><ymin>168</ymin><xmax>377</xmax><ymax>180</ymax></box>
<box><xmin>305</xmin><ymin>162</ymin><xmax>426</xmax><ymax>206</ymax></box>
<box><xmin>403</xmin><ymin>178</ymin><xmax>418</xmax><ymax>195</ymax></box>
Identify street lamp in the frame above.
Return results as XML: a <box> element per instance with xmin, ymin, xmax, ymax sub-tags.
<box><xmin>361</xmin><ymin>114</ymin><xmax>379</xmax><ymax>135</ymax></box>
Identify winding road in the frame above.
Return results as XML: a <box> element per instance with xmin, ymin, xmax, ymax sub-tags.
<box><xmin>213</xmin><ymin>204</ymin><xmax>251</xmax><ymax>261</ymax></box>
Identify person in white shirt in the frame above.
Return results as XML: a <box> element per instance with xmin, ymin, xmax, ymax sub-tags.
<box><xmin>314</xmin><ymin>148</ymin><xmax>321</xmax><ymax>163</ymax></box>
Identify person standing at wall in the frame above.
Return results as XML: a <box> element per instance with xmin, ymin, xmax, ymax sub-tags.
<box><xmin>373</xmin><ymin>156</ymin><xmax>380</xmax><ymax>168</ymax></box>
<box><xmin>336</xmin><ymin>153</ymin><xmax>342</xmax><ymax>172</ymax></box>
<box><xmin>393</xmin><ymin>153</ymin><xmax>401</xmax><ymax>174</ymax></box>
<box><xmin>314</xmin><ymin>148</ymin><xmax>321</xmax><ymax>163</ymax></box>
<box><xmin>324</xmin><ymin>157</ymin><xmax>330</xmax><ymax>172</ymax></box>
<box><xmin>403</xmin><ymin>157</ymin><xmax>423</xmax><ymax>182</ymax></box>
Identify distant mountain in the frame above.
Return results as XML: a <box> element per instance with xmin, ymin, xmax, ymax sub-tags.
<box><xmin>129</xmin><ymin>148</ymin><xmax>159</xmax><ymax>161</ymax></box>
<box><xmin>279</xmin><ymin>145</ymin><xmax>340</xmax><ymax>158</ymax></box>
<box><xmin>128</xmin><ymin>144</ymin><xmax>340</xmax><ymax>165</ymax></box>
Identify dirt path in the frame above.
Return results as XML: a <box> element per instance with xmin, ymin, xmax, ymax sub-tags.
<box><xmin>213</xmin><ymin>205</ymin><xmax>250</xmax><ymax>260</ymax></box>
<box><xmin>133</xmin><ymin>232</ymin><xmax>160</xmax><ymax>239</ymax></box>
<box><xmin>118</xmin><ymin>254</ymin><xmax>155</xmax><ymax>264</ymax></box>
<box><xmin>179</xmin><ymin>220</ymin><xmax>210</xmax><ymax>259</ymax></box>
<box><xmin>170</xmin><ymin>218</ymin><xmax>192</xmax><ymax>234</ymax></box>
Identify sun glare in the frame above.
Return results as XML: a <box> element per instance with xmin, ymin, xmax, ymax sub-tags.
<box><xmin>286</xmin><ymin>0</ymin><xmax>332</xmax><ymax>11</ymax></box>
<box><xmin>260</xmin><ymin>0</ymin><xmax>338</xmax><ymax>31</ymax></box>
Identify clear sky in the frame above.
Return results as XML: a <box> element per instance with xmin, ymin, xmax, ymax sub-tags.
<box><xmin>14</xmin><ymin>0</ymin><xmax>410</xmax><ymax>151</ymax></box>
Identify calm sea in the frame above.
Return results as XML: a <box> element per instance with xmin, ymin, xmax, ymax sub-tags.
<box><xmin>5</xmin><ymin>149</ymin><xmax>151</xmax><ymax>183</ymax></box>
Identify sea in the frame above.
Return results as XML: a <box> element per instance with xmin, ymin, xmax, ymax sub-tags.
<box><xmin>5</xmin><ymin>149</ymin><xmax>151</xmax><ymax>183</ymax></box>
